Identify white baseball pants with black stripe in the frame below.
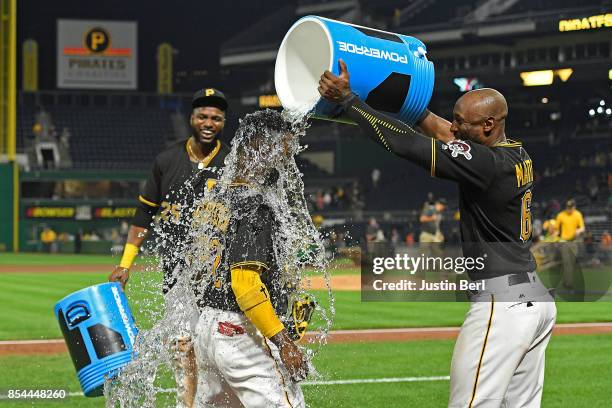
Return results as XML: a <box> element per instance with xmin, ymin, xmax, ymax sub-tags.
<box><xmin>193</xmin><ymin>306</ymin><xmax>305</xmax><ymax>408</ymax></box>
<box><xmin>448</xmin><ymin>272</ymin><xmax>557</xmax><ymax>408</ymax></box>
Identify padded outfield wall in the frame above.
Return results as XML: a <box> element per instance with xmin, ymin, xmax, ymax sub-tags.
<box><xmin>18</xmin><ymin>169</ymin><xmax>147</xmax><ymax>253</ymax></box>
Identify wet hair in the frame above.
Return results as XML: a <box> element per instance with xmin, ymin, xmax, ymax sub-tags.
<box><xmin>231</xmin><ymin>109</ymin><xmax>295</xmax><ymax>184</ymax></box>
<box><xmin>235</xmin><ymin>110</ymin><xmax>290</xmax><ymax>144</ymax></box>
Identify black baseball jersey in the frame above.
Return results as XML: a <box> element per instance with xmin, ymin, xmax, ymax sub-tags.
<box><xmin>192</xmin><ymin>185</ymin><xmax>289</xmax><ymax>316</ymax></box>
<box><xmin>132</xmin><ymin>138</ymin><xmax>229</xmax><ymax>291</ymax></box>
<box><xmin>343</xmin><ymin>96</ymin><xmax>536</xmax><ymax>279</ymax></box>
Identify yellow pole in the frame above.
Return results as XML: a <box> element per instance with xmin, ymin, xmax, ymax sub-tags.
<box><xmin>11</xmin><ymin>0</ymin><xmax>17</xmax><ymax>251</ymax></box>
<box><xmin>0</xmin><ymin>0</ymin><xmax>18</xmax><ymax>251</ymax></box>
<box><xmin>0</xmin><ymin>0</ymin><xmax>6</xmax><ymax>156</ymax></box>
<box><xmin>5</xmin><ymin>0</ymin><xmax>18</xmax><ymax>251</ymax></box>
<box><xmin>7</xmin><ymin>0</ymin><xmax>16</xmax><ymax>161</ymax></box>
<box><xmin>22</xmin><ymin>39</ymin><xmax>39</xmax><ymax>91</ymax></box>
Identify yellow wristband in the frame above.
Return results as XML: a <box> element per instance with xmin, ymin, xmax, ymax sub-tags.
<box><xmin>119</xmin><ymin>243</ymin><xmax>139</xmax><ymax>269</ymax></box>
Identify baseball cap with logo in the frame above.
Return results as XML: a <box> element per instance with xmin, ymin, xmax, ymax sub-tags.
<box><xmin>192</xmin><ymin>88</ymin><xmax>228</xmax><ymax>111</ymax></box>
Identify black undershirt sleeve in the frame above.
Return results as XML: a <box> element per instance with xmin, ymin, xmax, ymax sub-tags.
<box><xmin>342</xmin><ymin>94</ymin><xmax>433</xmax><ymax>171</ymax></box>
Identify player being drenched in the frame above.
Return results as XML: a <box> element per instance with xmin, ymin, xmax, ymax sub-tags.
<box><xmin>318</xmin><ymin>60</ymin><xmax>557</xmax><ymax>408</ymax></box>
<box><xmin>109</xmin><ymin>88</ymin><xmax>230</xmax><ymax>408</ymax></box>
<box><xmin>188</xmin><ymin>110</ymin><xmax>310</xmax><ymax>408</ymax></box>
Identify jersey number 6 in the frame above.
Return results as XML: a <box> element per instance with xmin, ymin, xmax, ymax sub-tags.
<box><xmin>520</xmin><ymin>189</ymin><xmax>533</xmax><ymax>242</ymax></box>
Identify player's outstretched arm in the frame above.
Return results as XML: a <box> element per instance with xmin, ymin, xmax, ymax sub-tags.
<box><xmin>319</xmin><ymin>60</ymin><xmax>434</xmax><ymax>171</ymax></box>
<box><xmin>417</xmin><ymin>110</ymin><xmax>455</xmax><ymax>143</ymax></box>
<box><xmin>318</xmin><ymin>58</ymin><xmax>454</xmax><ymax>143</ymax></box>
<box><xmin>109</xmin><ymin>225</ymin><xmax>149</xmax><ymax>289</ymax></box>
<box><xmin>231</xmin><ymin>267</ymin><xmax>308</xmax><ymax>382</ymax></box>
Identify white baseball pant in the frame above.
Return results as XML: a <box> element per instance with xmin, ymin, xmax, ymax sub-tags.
<box><xmin>449</xmin><ymin>271</ymin><xmax>557</xmax><ymax>408</ymax></box>
<box><xmin>193</xmin><ymin>306</ymin><xmax>305</xmax><ymax>408</ymax></box>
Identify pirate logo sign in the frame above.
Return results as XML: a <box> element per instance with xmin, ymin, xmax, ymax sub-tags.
<box><xmin>442</xmin><ymin>140</ymin><xmax>472</xmax><ymax>160</ymax></box>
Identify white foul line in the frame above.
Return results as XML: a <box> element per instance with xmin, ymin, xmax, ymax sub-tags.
<box><xmin>301</xmin><ymin>375</ymin><xmax>450</xmax><ymax>386</ymax></box>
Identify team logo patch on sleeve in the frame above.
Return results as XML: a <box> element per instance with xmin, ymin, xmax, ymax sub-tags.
<box><xmin>442</xmin><ymin>140</ymin><xmax>472</xmax><ymax>160</ymax></box>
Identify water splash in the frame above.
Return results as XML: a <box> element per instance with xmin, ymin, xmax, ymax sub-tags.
<box><xmin>106</xmin><ymin>108</ymin><xmax>334</xmax><ymax>407</ymax></box>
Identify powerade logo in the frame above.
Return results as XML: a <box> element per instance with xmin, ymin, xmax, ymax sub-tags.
<box><xmin>337</xmin><ymin>41</ymin><xmax>408</xmax><ymax>64</ymax></box>
<box><xmin>111</xmin><ymin>286</ymin><xmax>136</xmax><ymax>345</ymax></box>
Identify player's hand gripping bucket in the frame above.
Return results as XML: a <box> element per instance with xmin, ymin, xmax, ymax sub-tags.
<box><xmin>275</xmin><ymin>16</ymin><xmax>435</xmax><ymax>125</ymax></box>
<box><xmin>54</xmin><ymin>282</ymin><xmax>138</xmax><ymax>397</ymax></box>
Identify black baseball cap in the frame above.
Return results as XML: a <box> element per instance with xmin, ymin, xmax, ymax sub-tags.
<box><xmin>192</xmin><ymin>88</ymin><xmax>228</xmax><ymax>111</ymax></box>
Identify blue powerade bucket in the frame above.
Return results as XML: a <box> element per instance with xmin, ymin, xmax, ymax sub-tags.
<box><xmin>54</xmin><ymin>282</ymin><xmax>138</xmax><ymax>397</ymax></box>
<box><xmin>275</xmin><ymin>15</ymin><xmax>435</xmax><ymax>125</ymax></box>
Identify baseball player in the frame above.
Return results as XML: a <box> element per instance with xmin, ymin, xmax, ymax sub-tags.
<box><xmin>190</xmin><ymin>110</ymin><xmax>309</xmax><ymax>408</ymax></box>
<box><xmin>319</xmin><ymin>60</ymin><xmax>557</xmax><ymax>407</ymax></box>
<box><xmin>108</xmin><ymin>88</ymin><xmax>230</xmax><ymax>408</ymax></box>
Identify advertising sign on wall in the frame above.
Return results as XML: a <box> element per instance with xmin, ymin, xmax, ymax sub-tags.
<box><xmin>57</xmin><ymin>19</ymin><xmax>137</xmax><ymax>89</ymax></box>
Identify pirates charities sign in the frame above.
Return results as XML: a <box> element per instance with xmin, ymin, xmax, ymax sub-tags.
<box><xmin>57</xmin><ymin>19</ymin><xmax>137</xmax><ymax>89</ymax></box>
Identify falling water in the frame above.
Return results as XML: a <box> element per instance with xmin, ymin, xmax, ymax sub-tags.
<box><xmin>106</xmin><ymin>107</ymin><xmax>334</xmax><ymax>407</ymax></box>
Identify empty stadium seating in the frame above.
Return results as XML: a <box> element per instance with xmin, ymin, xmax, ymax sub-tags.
<box><xmin>43</xmin><ymin>107</ymin><xmax>171</xmax><ymax>169</ymax></box>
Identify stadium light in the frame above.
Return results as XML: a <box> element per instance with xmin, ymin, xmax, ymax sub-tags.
<box><xmin>556</xmin><ymin>68</ymin><xmax>573</xmax><ymax>82</ymax></box>
<box><xmin>520</xmin><ymin>70</ymin><xmax>554</xmax><ymax>86</ymax></box>
<box><xmin>606</xmin><ymin>108</ymin><xmax>612</xmax><ymax>115</ymax></box>
<box><xmin>600</xmin><ymin>100</ymin><xmax>605</xmax><ymax>106</ymax></box>
<box><xmin>597</xmin><ymin>107</ymin><xmax>603</xmax><ymax>113</ymax></box>
<box><xmin>520</xmin><ymin>69</ymin><xmax>574</xmax><ymax>86</ymax></box>
<box><xmin>541</xmin><ymin>97</ymin><xmax>549</xmax><ymax>104</ymax></box>
<box><xmin>588</xmin><ymin>109</ymin><xmax>595</xmax><ymax>116</ymax></box>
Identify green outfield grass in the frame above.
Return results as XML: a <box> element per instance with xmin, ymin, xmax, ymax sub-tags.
<box><xmin>1</xmin><ymin>334</ymin><xmax>611</xmax><ymax>407</ymax></box>
<box><xmin>1</xmin><ymin>269</ymin><xmax>611</xmax><ymax>340</ymax></box>
<box><xmin>1</xmin><ymin>254</ymin><xmax>610</xmax><ymax>407</ymax></box>
<box><xmin>0</xmin><ymin>252</ymin><xmax>358</xmax><ymax>275</ymax></box>
<box><xmin>0</xmin><ymin>253</ymin><xmax>117</xmax><ymax>266</ymax></box>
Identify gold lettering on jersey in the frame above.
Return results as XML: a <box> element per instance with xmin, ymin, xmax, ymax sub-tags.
<box><xmin>192</xmin><ymin>200</ymin><xmax>230</xmax><ymax>233</ymax></box>
<box><xmin>160</xmin><ymin>201</ymin><xmax>181</xmax><ymax>223</ymax></box>
<box><xmin>515</xmin><ymin>159</ymin><xmax>533</xmax><ymax>188</ymax></box>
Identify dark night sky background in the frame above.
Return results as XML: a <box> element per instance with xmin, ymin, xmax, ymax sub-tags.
<box><xmin>18</xmin><ymin>0</ymin><xmax>291</xmax><ymax>92</ymax></box>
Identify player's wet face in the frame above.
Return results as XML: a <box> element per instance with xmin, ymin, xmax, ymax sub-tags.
<box><xmin>190</xmin><ymin>107</ymin><xmax>225</xmax><ymax>145</ymax></box>
<box><xmin>451</xmin><ymin>102</ymin><xmax>486</xmax><ymax>144</ymax></box>
<box><xmin>451</xmin><ymin>113</ymin><xmax>479</xmax><ymax>143</ymax></box>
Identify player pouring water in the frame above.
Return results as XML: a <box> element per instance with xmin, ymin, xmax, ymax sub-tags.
<box><xmin>318</xmin><ymin>59</ymin><xmax>557</xmax><ymax>408</ymax></box>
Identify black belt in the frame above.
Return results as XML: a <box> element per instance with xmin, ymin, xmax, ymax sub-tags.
<box><xmin>508</xmin><ymin>273</ymin><xmax>531</xmax><ymax>286</ymax></box>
